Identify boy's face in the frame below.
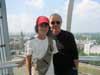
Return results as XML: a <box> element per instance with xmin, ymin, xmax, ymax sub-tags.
<box><xmin>38</xmin><ymin>23</ymin><xmax>49</xmax><ymax>35</ymax></box>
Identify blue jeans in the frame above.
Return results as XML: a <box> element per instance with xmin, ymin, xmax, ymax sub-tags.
<box><xmin>70</xmin><ymin>67</ymin><xmax>78</xmax><ymax>75</ymax></box>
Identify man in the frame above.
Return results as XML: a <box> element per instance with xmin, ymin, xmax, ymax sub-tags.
<box><xmin>49</xmin><ymin>13</ymin><xmax>79</xmax><ymax>75</ymax></box>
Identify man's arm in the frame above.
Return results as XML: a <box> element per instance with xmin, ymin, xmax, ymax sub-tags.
<box><xmin>69</xmin><ymin>33</ymin><xmax>79</xmax><ymax>68</ymax></box>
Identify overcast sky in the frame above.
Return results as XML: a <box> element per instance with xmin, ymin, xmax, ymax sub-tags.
<box><xmin>5</xmin><ymin>0</ymin><xmax>100</xmax><ymax>33</ymax></box>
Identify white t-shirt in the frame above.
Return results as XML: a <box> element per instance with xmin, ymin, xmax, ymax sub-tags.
<box><xmin>25</xmin><ymin>35</ymin><xmax>58</xmax><ymax>75</ymax></box>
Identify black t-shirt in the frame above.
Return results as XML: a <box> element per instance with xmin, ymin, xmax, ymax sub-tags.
<box><xmin>53</xmin><ymin>30</ymin><xmax>78</xmax><ymax>71</ymax></box>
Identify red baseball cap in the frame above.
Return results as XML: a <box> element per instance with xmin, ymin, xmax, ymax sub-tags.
<box><xmin>36</xmin><ymin>16</ymin><xmax>49</xmax><ymax>26</ymax></box>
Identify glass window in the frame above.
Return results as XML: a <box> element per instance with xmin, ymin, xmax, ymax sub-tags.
<box><xmin>72</xmin><ymin>0</ymin><xmax>100</xmax><ymax>75</ymax></box>
<box><xmin>1</xmin><ymin>0</ymin><xmax>100</xmax><ymax>75</ymax></box>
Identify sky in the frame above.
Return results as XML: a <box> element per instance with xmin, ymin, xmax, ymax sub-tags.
<box><xmin>5</xmin><ymin>0</ymin><xmax>100</xmax><ymax>33</ymax></box>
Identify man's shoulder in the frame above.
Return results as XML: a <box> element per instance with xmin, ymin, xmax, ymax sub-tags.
<box><xmin>61</xmin><ymin>30</ymin><xmax>73</xmax><ymax>37</ymax></box>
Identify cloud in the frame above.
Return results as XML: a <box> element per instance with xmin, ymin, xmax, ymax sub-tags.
<box><xmin>24</xmin><ymin>0</ymin><xmax>44</xmax><ymax>9</ymax></box>
<box><xmin>6</xmin><ymin>0</ymin><xmax>100</xmax><ymax>33</ymax></box>
<box><xmin>7</xmin><ymin>13</ymin><xmax>35</xmax><ymax>33</ymax></box>
<box><xmin>75</xmin><ymin>0</ymin><xmax>100</xmax><ymax>15</ymax></box>
<box><xmin>71</xmin><ymin>0</ymin><xmax>100</xmax><ymax>33</ymax></box>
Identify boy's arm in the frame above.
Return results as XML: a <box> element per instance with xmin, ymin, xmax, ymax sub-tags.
<box><xmin>26</xmin><ymin>55</ymin><xmax>32</xmax><ymax>75</ymax></box>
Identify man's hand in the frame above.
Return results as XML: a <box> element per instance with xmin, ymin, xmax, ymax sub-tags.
<box><xmin>74</xmin><ymin>59</ymin><xmax>79</xmax><ymax>69</ymax></box>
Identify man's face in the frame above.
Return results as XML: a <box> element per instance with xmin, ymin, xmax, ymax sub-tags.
<box><xmin>49</xmin><ymin>15</ymin><xmax>62</xmax><ymax>35</ymax></box>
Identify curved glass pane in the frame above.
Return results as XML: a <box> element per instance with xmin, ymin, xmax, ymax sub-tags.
<box><xmin>0</xmin><ymin>0</ymin><xmax>99</xmax><ymax>75</ymax></box>
<box><xmin>72</xmin><ymin>0</ymin><xmax>100</xmax><ymax>75</ymax></box>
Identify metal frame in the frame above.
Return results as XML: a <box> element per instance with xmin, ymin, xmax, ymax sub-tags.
<box><xmin>0</xmin><ymin>0</ymin><xmax>13</xmax><ymax>75</ymax></box>
<box><xmin>0</xmin><ymin>0</ymin><xmax>100</xmax><ymax>75</ymax></box>
<box><xmin>66</xmin><ymin>0</ymin><xmax>74</xmax><ymax>31</ymax></box>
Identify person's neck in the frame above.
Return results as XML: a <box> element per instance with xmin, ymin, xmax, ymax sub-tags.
<box><xmin>54</xmin><ymin>29</ymin><xmax>61</xmax><ymax>36</ymax></box>
<box><xmin>37</xmin><ymin>34</ymin><xmax>46</xmax><ymax>40</ymax></box>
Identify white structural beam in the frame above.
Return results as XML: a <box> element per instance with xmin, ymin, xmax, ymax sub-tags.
<box><xmin>66</xmin><ymin>0</ymin><xmax>75</xmax><ymax>31</ymax></box>
<box><xmin>0</xmin><ymin>0</ymin><xmax>13</xmax><ymax>75</ymax></box>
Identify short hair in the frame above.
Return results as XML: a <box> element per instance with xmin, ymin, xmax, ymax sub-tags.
<box><xmin>50</xmin><ymin>13</ymin><xmax>62</xmax><ymax>23</ymax></box>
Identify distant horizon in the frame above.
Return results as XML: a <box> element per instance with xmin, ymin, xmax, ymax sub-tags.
<box><xmin>9</xmin><ymin>31</ymin><xmax>100</xmax><ymax>35</ymax></box>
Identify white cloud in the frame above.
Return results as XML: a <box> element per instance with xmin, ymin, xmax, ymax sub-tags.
<box><xmin>6</xmin><ymin>0</ymin><xmax>100</xmax><ymax>33</ymax></box>
<box><xmin>71</xmin><ymin>0</ymin><xmax>100</xmax><ymax>33</ymax></box>
<box><xmin>75</xmin><ymin>0</ymin><xmax>100</xmax><ymax>15</ymax></box>
<box><xmin>24</xmin><ymin>0</ymin><xmax>44</xmax><ymax>9</ymax></box>
<box><xmin>7</xmin><ymin>13</ymin><xmax>35</xmax><ymax>33</ymax></box>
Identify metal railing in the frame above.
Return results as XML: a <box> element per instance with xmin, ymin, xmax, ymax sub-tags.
<box><xmin>0</xmin><ymin>56</ymin><xmax>100</xmax><ymax>75</ymax></box>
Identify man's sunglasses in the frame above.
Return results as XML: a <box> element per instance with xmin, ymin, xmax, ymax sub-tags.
<box><xmin>39</xmin><ymin>23</ymin><xmax>49</xmax><ymax>27</ymax></box>
<box><xmin>51</xmin><ymin>21</ymin><xmax>61</xmax><ymax>25</ymax></box>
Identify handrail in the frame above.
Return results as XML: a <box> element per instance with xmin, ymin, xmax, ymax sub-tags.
<box><xmin>0</xmin><ymin>56</ymin><xmax>24</xmax><ymax>69</ymax></box>
<box><xmin>0</xmin><ymin>63</ymin><xmax>18</xmax><ymax>69</ymax></box>
<box><xmin>79</xmin><ymin>56</ymin><xmax>100</xmax><ymax>61</ymax></box>
<box><xmin>0</xmin><ymin>56</ymin><xmax>100</xmax><ymax>70</ymax></box>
